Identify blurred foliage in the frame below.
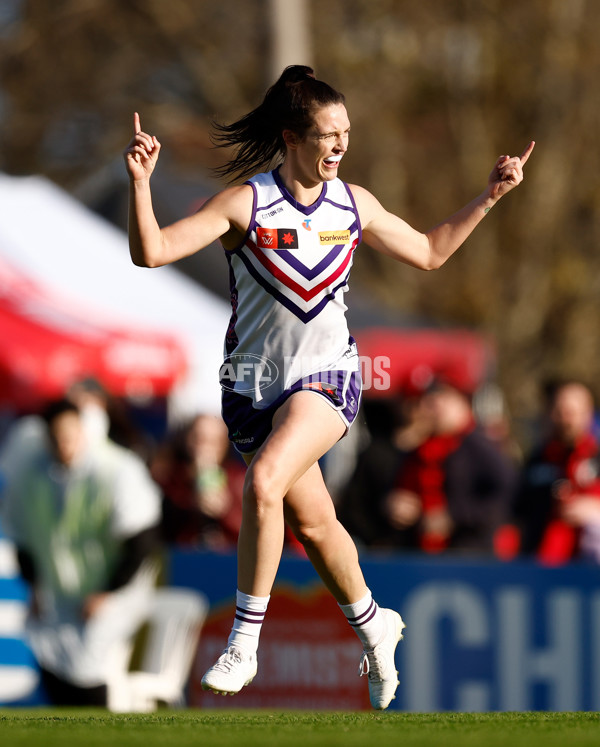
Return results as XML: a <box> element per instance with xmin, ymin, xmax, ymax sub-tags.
<box><xmin>1</xmin><ymin>0</ymin><xmax>600</xmax><ymax>425</ymax></box>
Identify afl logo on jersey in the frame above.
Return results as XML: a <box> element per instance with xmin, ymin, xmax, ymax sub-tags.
<box><xmin>319</xmin><ymin>230</ymin><xmax>351</xmax><ymax>245</ymax></box>
<box><xmin>257</xmin><ymin>227</ymin><xmax>299</xmax><ymax>249</ymax></box>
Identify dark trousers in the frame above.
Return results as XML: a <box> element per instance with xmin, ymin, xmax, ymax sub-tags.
<box><xmin>40</xmin><ymin>667</ymin><xmax>108</xmax><ymax>707</ymax></box>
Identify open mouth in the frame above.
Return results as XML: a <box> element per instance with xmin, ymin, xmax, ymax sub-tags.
<box><xmin>323</xmin><ymin>155</ymin><xmax>343</xmax><ymax>167</ymax></box>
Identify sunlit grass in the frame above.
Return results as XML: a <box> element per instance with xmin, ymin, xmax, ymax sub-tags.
<box><xmin>1</xmin><ymin>710</ymin><xmax>599</xmax><ymax>747</ymax></box>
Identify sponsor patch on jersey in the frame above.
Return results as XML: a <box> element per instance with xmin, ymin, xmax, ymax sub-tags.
<box><xmin>257</xmin><ymin>227</ymin><xmax>299</xmax><ymax>249</ymax></box>
<box><xmin>319</xmin><ymin>230</ymin><xmax>351</xmax><ymax>245</ymax></box>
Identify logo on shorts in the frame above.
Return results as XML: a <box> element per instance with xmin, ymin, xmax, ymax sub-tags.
<box><xmin>231</xmin><ymin>430</ymin><xmax>255</xmax><ymax>446</ymax></box>
<box><xmin>220</xmin><ymin>353</ymin><xmax>280</xmax><ymax>393</ymax></box>
<box><xmin>257</xmin><ymin>227</ymin><xmax>299</xmax><ymax>249</ymax></box>
<box><xmin>304</xmin><ymin>381</ymin><xmax>339</xmax><ymax>398</ymax></box>
<box><xmin>319</xmin><ymin>230</ymin><xmax>350</xmax><ymax>245</ymax></box>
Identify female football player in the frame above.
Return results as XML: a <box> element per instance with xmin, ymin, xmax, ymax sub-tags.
<box><xmin>124</xmin><ymin>65</ymin><xmax>533</xmax><ymax>709</ymax></box>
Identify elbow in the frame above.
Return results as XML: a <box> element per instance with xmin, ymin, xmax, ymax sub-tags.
<box><xmin>414</xmin><ymin>236</ymin><xmax>444</xmax><ymax>271</ymax></box>
<box><xmin>133</xmin><ymin>256</ymin><xmax>160</xmax><ymax>269</ymax></box>
<box><xmin>130</xmin><ymin>248</ymin><xmax>162</xmax><ymax>269</ymax></box>
<box><xmin>129</xmin><ymin>233</ymin><xmax>167</xmax><ymax>269</ymax></box>
<box><xmin>418</xmin><ymin>256</ymin><xmax>444</xmax><ymax>272</ymax></box>
<box><xmin>421</xmin><ymin>243</ymin><xmax>449</xmax><ymax>270</ymax></box>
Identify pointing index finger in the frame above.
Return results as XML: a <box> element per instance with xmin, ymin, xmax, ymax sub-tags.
<box><xmin>134</xmin><ymin>112</ymin><xmax>141</xmax><ymax>135</ymax></box>
<box><xmin>519</xmin><ymin>140</ymin><xmax>535</xmax><ymax>165</ymax></box>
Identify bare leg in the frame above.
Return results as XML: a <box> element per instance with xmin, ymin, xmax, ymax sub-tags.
<box><xmin>237</xmin><ymin>391</ymin><xmax>349</xmax><ymax>597</ymax></box>
<box><xmin>202</xmin><ymin>391</ymin><xmax>398</xmax><ymax>705</ymax></box>
<box><xmin>283</xmin><ymin>461</ymin><xmax>368</xmax><ymax>605</ymax></box>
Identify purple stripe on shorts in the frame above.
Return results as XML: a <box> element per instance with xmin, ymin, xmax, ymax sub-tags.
<box><xmin>341</xmin><ymin>369</ymin><xmax>362</xmax><ymax>426</ymax></box>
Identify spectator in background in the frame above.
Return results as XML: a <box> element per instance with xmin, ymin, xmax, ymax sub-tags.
<box><xmin>151</xmin><ymin>413</ymin><xmax>245</xmax><ymax>548</ymax></box>
<box><xmin>472</xmin><ymin>382</ymin><xmax>524</xmax><ymax>465</ymax></box>
<box><xmin>382</xmin><ymin>379</ymin><xmax>517</xmax><ymax>554</ymax></box>
<box><xmin>0</xmin><ymin>376</ymin><xmax>147</xmax><ymax>495</ymax></box>
<box><xmin>68</xmin><ymin>377</ymin><xmax>154</xmax><ymax>460</ymax></box>
<box><xmin>1</xmin><ymin>399</ymin><xmax>161</xmax><ymax>706</ymax></box>
<box><xmin>515</xmin><ymin>379</ymin><xmax>600</xmax><ymax>564</ymax></box>
<box><xmin>65</xmin><ymin>378</ymin><xmax>111</xmax><ymax>448</ymax></box>
<box><xmin>338</xmin><ymin>394</ymin><xmax>433</xmax><ymax>547</ymax></box>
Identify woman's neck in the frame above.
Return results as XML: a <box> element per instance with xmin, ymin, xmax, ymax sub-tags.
<box><xmin>278</xmin><ymin>162</ymin><xmax>323</xmax><ymax>207</ymax></box>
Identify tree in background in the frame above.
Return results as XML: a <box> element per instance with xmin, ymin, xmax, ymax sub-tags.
<box><xmin>2</xmin><ymin>0</ymin><xmax>600</xmax><ymax>436</ymax></box>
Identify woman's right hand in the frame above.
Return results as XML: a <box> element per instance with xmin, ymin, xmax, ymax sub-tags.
<box><xmin>123</xmin><ymin>112</ymin><xmax>161</xmax><ymax>182</ymax></box>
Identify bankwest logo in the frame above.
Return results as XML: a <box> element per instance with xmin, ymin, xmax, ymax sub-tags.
<box><xmin>319</xmin><ymin>230</ymin><xmax>351</xmax><ymax>245</ymax></box>
<box><xmin>257</xmin><ymin>227</ymin><xmax>298</xmax><ymax>249</ymax></box>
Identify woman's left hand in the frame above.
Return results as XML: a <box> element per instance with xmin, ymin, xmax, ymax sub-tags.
<box><xmin>487</xmin><ymin>141</ymin><xmax>535</xmax><ymax>200</ymax></box>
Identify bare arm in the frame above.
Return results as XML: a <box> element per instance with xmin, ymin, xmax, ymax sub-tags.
<box><xmin>123</xmin><ymin>113</ymin><xmax>251</xmax><ymax>267</ymax></box>
<box><xmin>351</xmin><ymin>141</ymin><xmax>535</xmax><ymax>271</ymax></box>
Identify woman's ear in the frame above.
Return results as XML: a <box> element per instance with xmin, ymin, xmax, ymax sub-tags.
<box><xmin>282</xmin><ymin>129</ymin><xmax>299</xmax><ymax>149</ymax></box>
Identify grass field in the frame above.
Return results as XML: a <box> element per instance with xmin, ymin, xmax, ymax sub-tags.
<box><xmin>1</xmin><ymin>710</ymin><xmax>600</xmax><ymax>747</ymax></box>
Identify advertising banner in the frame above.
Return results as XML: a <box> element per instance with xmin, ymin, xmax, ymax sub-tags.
<box><xmin>3</xmin><ymin>544</ymin><xmax>600</xmax><ymax>710</ymax></box>
<box><xmin>171</xmin><ymin>549</ymin><xmax>600</xmax><ymax>712</ymax></box>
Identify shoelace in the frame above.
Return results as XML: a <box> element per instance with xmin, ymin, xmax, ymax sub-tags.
<box><xmin>358</xmin><ymin>650</ymin><xmax>383</xmax><ymax>680</ymax></box>
<box><xmin>215</xmin><ymin>647</ymin><xmax>243</xmax><ymax>672</ymax></box>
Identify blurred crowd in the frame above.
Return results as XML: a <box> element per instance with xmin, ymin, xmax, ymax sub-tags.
<box><xmin>339</xmin><ymin>376</ymin><xmax>600</xmax><ymax>565</ymax></box>
<box><xmin>2</xmin><ymin>373</ymin><xmax>600</xmax><ymax>705</ymax></box>
<box><xmin>2</xmin><ymin>374</ymin><xmax>600</xmax><ymax>567</ymax></box>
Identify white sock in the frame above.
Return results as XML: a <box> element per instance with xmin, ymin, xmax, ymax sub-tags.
<box><xmin>339</xmin><ymin>590</ymin><xmax>385</xmax><ymax>649</ymax></box>
<box><xmin>227</xmin><ymin>590</ymin><xmax>270</xmax><ymax>655</ymax></box>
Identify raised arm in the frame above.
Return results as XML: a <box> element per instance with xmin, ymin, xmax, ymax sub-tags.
<box><xmin>123</xmin><ymin>113</ymin><xmax>252</xmax><ymax>267</ymax></box>
<box><xmin>352</xmin><ymin>141</ymin><xmax>535</xmax><ymax>270</ymax></box>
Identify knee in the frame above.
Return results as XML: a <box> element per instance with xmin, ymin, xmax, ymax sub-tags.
<box><xmin>292</xmin><ymin>522</ymin><xmax>323</xmax><ymax>548</ymax></box>
<box><xmin>243</xmin><ymin>461</ymin><xmax>283</xmax><ymax>514</ymax></box>
<box><xmin>290</xmin><ymin>513</ymin><xmax>336</xmax><ymax>548</ymax></box>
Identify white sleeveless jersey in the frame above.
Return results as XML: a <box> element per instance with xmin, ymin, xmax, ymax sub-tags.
<box><xmin>221</xmin><ymin>168</ymin><xmax>361</xmax><ymax>408</ymax></box>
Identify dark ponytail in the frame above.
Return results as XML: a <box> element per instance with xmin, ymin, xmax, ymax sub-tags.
<box><xmin>211</xmin><ymin>65</ymin><xmax>345</xmax><ymax>182</ymax></box>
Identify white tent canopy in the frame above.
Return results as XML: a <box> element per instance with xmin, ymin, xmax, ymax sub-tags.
<box><xmin>0</xmin><ymin>173</ymin><xmax>230</xmax><ymax>419</ymax></box>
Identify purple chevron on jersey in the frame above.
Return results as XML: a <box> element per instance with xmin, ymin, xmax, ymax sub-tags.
<box><xmin>266</xmin><ymin>241</ymin><xmax>346</xmax><ymax>279</ymax></box>
<box><xmin>233</xmin><ymin>244</ymin><xmax>353</xmax><ymax>324</ymax></box>
<box><xmin>251</xmin><ymin>220</ymin><xmax>359</xmax><ymax>281</ymax></box>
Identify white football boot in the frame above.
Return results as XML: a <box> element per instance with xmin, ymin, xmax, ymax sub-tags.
<box><xmin>358</xmin><ymin>608</ymin><xmax>405</xmax><ymax>710</ymax></box>
<box><xmin>201</xmin><ymin>646</ymin><xmax>258</xmax><ymax>696</ymax></box>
